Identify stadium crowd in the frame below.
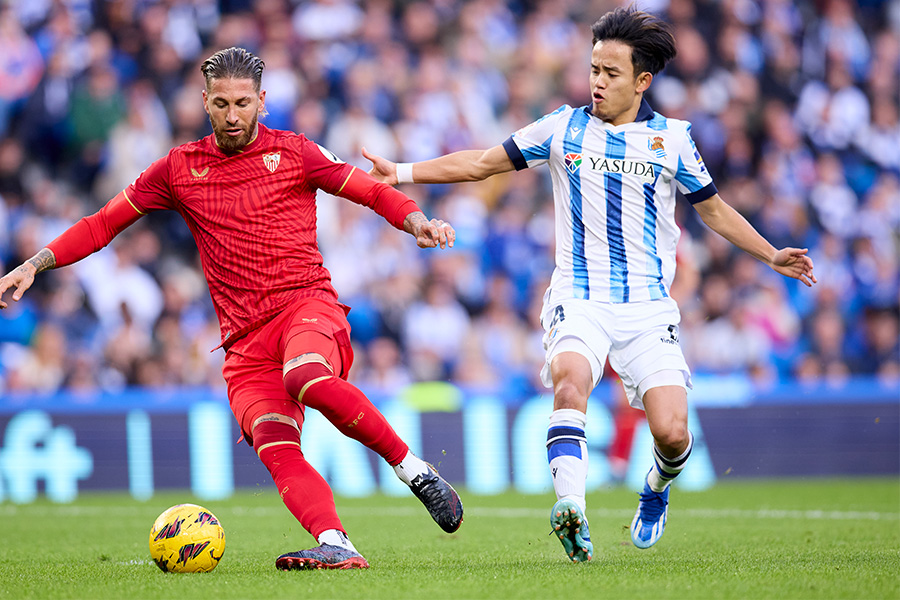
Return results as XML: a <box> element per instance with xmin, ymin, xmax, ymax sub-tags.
<box><xmin>0</xmin><ymin>0</ymin><xmax>897</xmax><ymax>398</ymax></box>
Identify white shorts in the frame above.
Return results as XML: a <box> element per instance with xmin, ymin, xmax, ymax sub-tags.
<box><xmin>539</xmin><ymin>295</ymin><xmax>692</xmax><ymax>410</ymax></box>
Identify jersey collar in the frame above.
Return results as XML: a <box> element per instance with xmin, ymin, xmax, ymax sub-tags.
<box><xmin>635</xmin><ymin>98</ymin><xmax>654</xmax><ymax>122</ymax></box>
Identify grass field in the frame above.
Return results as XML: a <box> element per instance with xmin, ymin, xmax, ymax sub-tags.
<box><xmin>1</xmin><ymin>478</ymin><xmax>897</xmax><ymax>599</ymax></box>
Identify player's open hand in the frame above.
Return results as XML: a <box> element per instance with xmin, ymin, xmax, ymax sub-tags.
<box><xmin>771</xmin><ymin>247</ymin><xmax>817</xmax><ymax>287</ymax></box>
<box><xmin>361</xmin><ymin>147</ymin><xmax>397</xmax><ymax>185</ymax></box>
<box><xmin>0</xmin><ymin>263</ymin><xmax>37</xmax><ymax>309</ymax></box>
<box><xmin>415</xmin><ymin>218</ymin><xmax>456</xmax><ymax>249</ymax></box>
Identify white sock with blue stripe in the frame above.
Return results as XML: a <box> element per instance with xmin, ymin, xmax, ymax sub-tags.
<box><xmin>547</xmin><ymin>409</ymin><xmax>588</xmax><ymax>513</ymax></box>
<box><xmin>647</xmin><ymin>431</ymin><xmax>694</xmax><ymax>492</ymax></box>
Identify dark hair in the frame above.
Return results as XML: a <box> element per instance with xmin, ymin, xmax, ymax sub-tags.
<box><xmin>590</xmin><ymin>7</ymin><xmax>676</xmax><ymax>76</ymax></box>
<box><xmin>200</xmin><ymin>47</ymin><xmax>265</xmax><ymax>91</ymax></box>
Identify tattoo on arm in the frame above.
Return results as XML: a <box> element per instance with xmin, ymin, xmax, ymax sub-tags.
<box><xmin>403</xmin><ymin>211</ymin><xmax>427</xmax><ymax>235</ymax></box>
<box><xmin>26</xmin><ymin>248</ymin><xmax>57</xmax><ymax>274</ymax></box>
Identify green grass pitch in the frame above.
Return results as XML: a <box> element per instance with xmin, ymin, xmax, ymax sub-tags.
<box><xmin>1</xmin><ymin>478</ymin><xmax>897</xmax><ymax>599</ymax></box>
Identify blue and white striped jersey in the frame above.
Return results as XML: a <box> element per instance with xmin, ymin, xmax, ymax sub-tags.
<box><xmin>503</xmin><ymin>100</ymin><xmax>717</xmax><ymax>304</ymax></box>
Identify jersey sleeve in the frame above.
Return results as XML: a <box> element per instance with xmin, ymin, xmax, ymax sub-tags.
<box><xmin>502</xmin><ymin>104</ymin><xmax>571</xmax><ymax>171</ymax></box>
<box><xmin>46</xmin><ymin>192</ymin><xmax>144</xmax><ymax>267</ymax></box>
<box><xmin>674</xmin><ymin>123</ymin><xmax>717</xmax><ymax>204</ymax></box>
<box><xmin>124</xmin><ymin>154</ymin><xmax>177</xmax><ymax>213</ymax></box>
<box><xmin>301</xmin><ymin>139</ymin><xmax>420</xmax><ymax>230</ymax></box>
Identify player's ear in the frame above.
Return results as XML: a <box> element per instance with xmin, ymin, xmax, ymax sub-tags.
<box><xmin>258</xmin><ymin>89</ymin><xmax>266</xmax><ymax>114</ymax></box>
<box><xmin>636</xmin><ymin>71</ymin><xmax>653</xmax><ymax>94</ymax></box>
<box><xmin>202</xmin><ymin>89</ymin><xmax>210</xmax><ymax>115</ymax></box>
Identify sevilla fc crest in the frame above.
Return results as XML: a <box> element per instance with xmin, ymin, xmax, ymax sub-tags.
<box><xmin>262</xmin><ymin>151</ymin><xmax>281</xmax><ymax>173</ymax></box>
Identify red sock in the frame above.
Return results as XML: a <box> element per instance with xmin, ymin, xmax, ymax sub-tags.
<box><xmin>253</xmin><ymin>421</ymin><xmax>343</xmax><ymax>539</ymax></box>
<box><xmin>257</xmin><ymin>442</ymin><xmax>344</xmax><ymax>539</ymax></box>
<box><xmin>304</xmin><ymin>376</ymin><xmax>409</xmax><ymax>466</ymax></box>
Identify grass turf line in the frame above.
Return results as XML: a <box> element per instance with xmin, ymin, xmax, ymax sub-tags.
<box><xmin>0</xmin><ymin>478</ymin><xmax>896</xmax><ymax>600</ymax></box>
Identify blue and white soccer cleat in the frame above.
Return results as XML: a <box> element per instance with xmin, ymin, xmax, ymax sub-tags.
<box><xmin>275</xmin><ymin>544</ymin><xmax>369</xmax><ymax>570</ymax></box>
<box><xmin>630</xmin><ymin>480</ymin><xmax>670</xmax><ymax>549</ymax></box>
<box><xmin>550</xmin><ymin>498</ymin><xmax>593</xmax><ymax>563</ymax></box>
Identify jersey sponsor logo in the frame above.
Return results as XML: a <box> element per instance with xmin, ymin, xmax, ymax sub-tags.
<box><xmin>587</xmin><ymin>156</ymin><xmax>656</xmax><ymax>181</ymax></box>
<box><xmin>564</xmin><ymin>152</ymin><xmax>583</xmax><ymax>174</ymax></box>
<box><xmin>262</xmin><ymin>151</ymin><xmax>281</xmax><ymax>173</ymax></box>
<box><xmin>190</xmin><ymin>166</ymin><xmax>210</xmax><ymax>179</ymax></box>
<box><xmin>648</xmin><ymin>136</ymin><xmax>667</xmax><ymax>158</ymax></box>
<box><xmin>315</xmin><ymin>144</ymin><xmax>343</xmax><ymax>164</ymax></box>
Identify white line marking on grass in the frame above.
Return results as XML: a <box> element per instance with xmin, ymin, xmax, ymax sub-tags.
<box><xmin>1</xmin><ymin>505</ymin><xmax>896</xmax><ymax>521</ymax></box>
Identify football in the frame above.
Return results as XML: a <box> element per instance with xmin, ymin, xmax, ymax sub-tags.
<box><xmin>149</xmin><ymin>503</ymin><xmax>226</xmax><ymax>573</ymax></box>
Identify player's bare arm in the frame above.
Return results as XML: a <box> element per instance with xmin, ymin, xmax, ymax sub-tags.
<box><xmin>363</xmin><ymin>145</ymin><xmax>515</xmax><ymax>185</ymax></box>
<box><xmin>0</xmin><ymin>248</ymin><xmax>57</xmax><ymax>309</ymax></box>
<box><xmin>404</xmin><ymin>211</ymin><xmax>456</xmax><ymax>249</ymax></box>
<box><xmin>693</xmin><ymin>194</ymin><xmax>817</xmax><ymax>287</ymax></box>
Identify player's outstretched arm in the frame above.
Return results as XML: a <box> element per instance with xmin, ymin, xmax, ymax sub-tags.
<box><xmin>0</xmin><ymin>248</ymin><xmax>56</xmax><ymax>309</ymax></box>
<box><xmin>363</xmin><ymin>145</ymin><xmax>514</xmax><ymax>185</ymax></box>
<box><xmin>404</xmin><ymin>211</ymin><xmax>456</xmax><ymax>249</ymax></box>
<box><xmin>693</xmin><ymin>194</ymin><xmax>817</xmax><ymax>287</ymax></box>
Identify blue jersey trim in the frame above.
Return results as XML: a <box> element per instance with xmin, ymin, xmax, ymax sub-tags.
<box><xmin>563</xmin><ymin>109</ymin><xmax>591</xmax><ymax>300</ymax></box>
<box><xmin>503</xmin><ymin>137</ymin><xmax>527</xmax><ymax>171</ymax></box>
<box><xmin>605</xmin><ymin>131</ymin><xmax>628</xmax><ymax>303</ymax></box>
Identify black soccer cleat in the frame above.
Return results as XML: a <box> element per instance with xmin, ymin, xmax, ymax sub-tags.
<box><xmin>408</xmin><ymin>464</ymin><xmax>464</xmax><ymax>533</ymax></box>
<box><xmin>275</xmin><ymin>544</ymin><xmax>369</xmax><ymax>570</ymax></box>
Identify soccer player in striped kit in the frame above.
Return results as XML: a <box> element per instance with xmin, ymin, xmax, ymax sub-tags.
<box><xmin>0</xmin><ymin>47</ymin><xmax>463</xmax><ymax>570</ymax></box>
<box><xmin>365</xmin><ymin>7</ymin><xmax>816</xmax><ymax>562</ymax></box>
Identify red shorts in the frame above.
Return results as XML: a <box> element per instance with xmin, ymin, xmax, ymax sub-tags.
<box><xmin>222</xmin><ymin>296</ymin><xmax>354</xmax><ymax>444</ymax></box>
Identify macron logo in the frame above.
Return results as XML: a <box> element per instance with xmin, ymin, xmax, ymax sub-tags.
<box><xmin>569</xmin><ymin>127</ymin><xmax>582</xmax><ymax>139</ymax></box>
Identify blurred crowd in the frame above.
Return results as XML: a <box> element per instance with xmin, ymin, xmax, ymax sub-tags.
<box><xmin>0</xmin><ymin>0</ymin><xmax>898</xmax><ymax>399</ymax></box>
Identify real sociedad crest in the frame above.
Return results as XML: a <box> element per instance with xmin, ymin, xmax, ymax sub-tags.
<box><xmin>262</xmin><ymin>151</ymin><xmax>281</xmax><ymax>173</ymax></box>
<box><xmin>564</xmin><ymin>152</ymin><xmax>583</xmax><ymax>174</ymax></box>
<box><xmin>648</xmin><ymin>136</ymin><xmax>667</xmax><ymax>158</ymax></box>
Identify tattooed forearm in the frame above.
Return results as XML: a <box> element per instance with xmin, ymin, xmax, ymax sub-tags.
<box><xmin>26</xmin><ymin>248</ymin><xmax>57</xmax><ymax>274</ymax></box>
<box><xmin>403</xmin><ymin>211</ymin><xmax>427</xmax><ymax>235</ymax></box>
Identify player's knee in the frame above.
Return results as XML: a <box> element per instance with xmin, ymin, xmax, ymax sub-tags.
<box><xmin>553</xmin><ymin>378</ymin><xmax>590</xmax><ymax>411</ymax></box>
<box><xmin>283</xmin><ymin>354</ymin><xmax>334</xmax><ymax>401</ymax></box>
<box><xmin>251</xmin><ymin>413</ymin><xmax>301</xmax><ymax>457</ymax></box>
<box><xmin>653</xmin><ymin>422</ymin><xmax>689</xmax><ymax>455</ymax></box>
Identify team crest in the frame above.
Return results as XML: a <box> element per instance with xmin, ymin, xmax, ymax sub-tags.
<box><xmin>564</xmin><ymin>152</ymin><xmax>583</xmax><ymax>174</ymax></box>
<box><xmin>262</xmin><ymin>151</ymin><xmax>281</xmax><ymax>173</ymax></box>
<box><xmin>648</xmin><ymin>136</ymin><xmax>667</xmax><ymax>158</ymax></box>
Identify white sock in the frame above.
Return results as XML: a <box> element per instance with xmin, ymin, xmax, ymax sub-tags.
<box><xmin>317</xmin><ymin>529</ymin><xmax>358</xmax><ymax>553</ymax></box>
<box><xmin>393</xmin><ymin>451</ymin><xmax>430</xmax><ymax>485</ymax></box>
<box><xmin>647</xmin><ymin>431</ymin><xmax>694</xmax><ymax>492</ymax></box>
<box><xmin>547</xmin><ymin>409</ymin><xmax>588</xmax><ymax>513</ymax></box>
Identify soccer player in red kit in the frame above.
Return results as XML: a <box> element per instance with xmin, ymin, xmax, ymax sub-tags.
<box><xmin>0</xmin><ymin>47</ymin><xmax>463</xmax><ymax>570</ymax></box>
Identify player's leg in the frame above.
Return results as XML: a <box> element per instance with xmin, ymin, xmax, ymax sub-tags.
<box><xmin>611</xmin><ymin>299</ymin><xmax>693</xmax><ymax>549</ymax></box>
<box><xmin>629</xmin><ymin>380</ymin><xmax>692</xmax><ymax>549</ymax></box>
<box><xmin>281</xmin><ymin>302</ymin><xmax>462</xmax><ymax>533</ymax></box>
<box><xmin>539</xmin><ymin>300</ymin><xmax>610</xmax><ymax>563</ymax></box>
<box><xmin>249</xmin><ymin>411</ymin><xmax>369</xmax><ymax>570</ymax></box>
<box><xmin>546</xmin><ymin>347</ymin><xmax>596</xmax><ymax>563</ymax></box>
<box><xmin>223</xmin><ymin>343</ymin><xmax>368</xmax><ymax>570</ymax></box>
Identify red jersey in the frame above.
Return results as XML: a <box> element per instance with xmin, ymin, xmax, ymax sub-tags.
<box><xmin>48</xmin><ymin>124</ymin><xmax>420</xmax><ymax>347</ymax></box>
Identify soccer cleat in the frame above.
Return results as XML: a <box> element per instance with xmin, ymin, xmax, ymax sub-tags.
<box><xmin>630</xmin><ymin>480</ymin><xmax>670</xmax><ymax>549</ymax></box>
<box><xmin>550</xmin><ymin>498</ymin><xmax>593</xmax><ymax>563</ymax></box>
<box><xmin>408</xmin><ymin>464</ymin><xmax>464</xmax><ymax>533</ymax></box>
<box><xmin>275</xmin><ymin>544</ymin><xmax>369</xmax><ymax>570</ymax></box>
